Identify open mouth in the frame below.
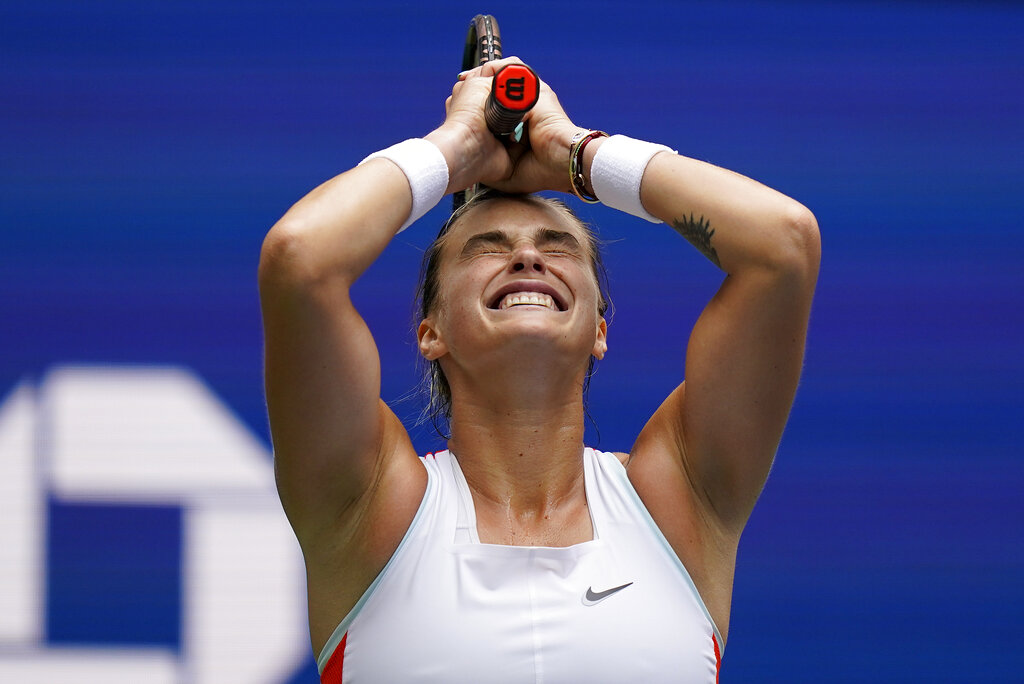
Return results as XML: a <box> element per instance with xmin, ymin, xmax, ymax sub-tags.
<box><xmin>488</xmin><ymin>283</ymin><xmax>567</xmax><ymax>312</ymax></box>
<box><xmin>497</xmin><ymin>292</ymin><xmax>558</xmax><ymax>311</ymax></box>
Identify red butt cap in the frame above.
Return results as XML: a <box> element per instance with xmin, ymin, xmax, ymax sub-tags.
<box><xmin>493</xmin><ymin>64</ymin><xmax>539</xmax><ymax>111</ymax></box>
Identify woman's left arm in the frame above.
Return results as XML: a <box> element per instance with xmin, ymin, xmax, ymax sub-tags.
<box><xmin>599</xmin><ymin>143</ymin><xmax>821</xmax><ymax>533</ymax></box>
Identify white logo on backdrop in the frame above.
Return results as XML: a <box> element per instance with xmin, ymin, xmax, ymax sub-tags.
<box><xmin>0</xmin><ymin>366</ymin><xmax>308</xmax><ymax>684</ymax></box>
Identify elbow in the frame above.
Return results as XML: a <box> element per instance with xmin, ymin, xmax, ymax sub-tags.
<box><xmin>771</xmin><ymin>202</ymin><xmax>821</xmax><ymax>283</ymax></box>
<box><xmin>258</xmin><ymin>219</ymin><xmax>324</xmax><ymax>292</ymax></box>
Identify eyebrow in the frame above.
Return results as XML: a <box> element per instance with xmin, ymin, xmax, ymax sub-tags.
<box><xmin>536</xmin><ymin>228</ymin><xmax>582</xmax><ymax>250</ymax></box>
<box><xmin>458</xmin><ymin>227</ymin><xmax>582</xmax><ymax>256</ymax></box>
<box><xmin>459</xmin><ymin>230</ymin><xmax>510</xmax><ymax>256</ymax></box>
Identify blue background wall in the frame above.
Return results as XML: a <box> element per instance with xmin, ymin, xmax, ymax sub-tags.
<box><xmin>2</xmin><ymin>1</ymin><xmax>1022</xmax><ymax>681</ymax></box>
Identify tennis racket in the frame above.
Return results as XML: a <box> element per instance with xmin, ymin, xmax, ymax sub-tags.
<box><xmin>453</xmin><ymin>15</ymin><xmax>539</xmax><ymax>209</ymax></box>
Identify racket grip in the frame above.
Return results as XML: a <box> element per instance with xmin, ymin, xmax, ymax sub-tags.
<box><xmin>485</xmin><ymin>64</ymin><xmax>540</xmax><ymax>136</ymax></box>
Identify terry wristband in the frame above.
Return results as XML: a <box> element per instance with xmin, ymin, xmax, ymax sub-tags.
<box><xmin>360</xmin><ymin>138</ymin><xmax>449</xmax><ymax>233</ymax></box>
<box><xmin>590</xmin><ymin>134</ymin><xmax>675</xmax><ymax>223</ymax></box>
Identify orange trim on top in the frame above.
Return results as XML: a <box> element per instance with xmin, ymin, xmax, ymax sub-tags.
<box><xmin>712</xmin><ymin>632</ymin><xmax>721</xmax><ymax>683</ymax></box>
<box><xmin>320</xmin><ymin>632</ymin><xmax>347</xmax><ymax>684</ymax></box>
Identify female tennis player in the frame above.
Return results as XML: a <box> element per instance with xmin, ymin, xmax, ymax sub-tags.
<box><xmin>259</xmin><ymin>57</ymin><xmax>819</xmax><ymax>682</ymax></box>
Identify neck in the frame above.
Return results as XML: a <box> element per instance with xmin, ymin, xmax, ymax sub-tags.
<box><xmin>444</xmin><ymin>366</ymin><xmax>591</xmax><ymax>543</ymax></box>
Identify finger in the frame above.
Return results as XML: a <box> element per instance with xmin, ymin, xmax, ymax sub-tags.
<box><xmin>478</xmin><ymin>55</ymin><xmax>527</xmax><ymax>78</ymax></box>
<box><xmin>459</xmin><ymin>56</ymin><xmax>529</xmax><ymax>82</ymax></box>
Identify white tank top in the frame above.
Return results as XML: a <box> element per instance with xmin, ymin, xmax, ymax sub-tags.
<box><xmin>317</xmin><ymin>448</ymin><xmax>723</xmax><ymax>683</ymax></box>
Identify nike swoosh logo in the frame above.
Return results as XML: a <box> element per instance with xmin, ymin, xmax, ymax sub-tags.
<box><xmin>583</xmin><ymin>582</ymin><xmax>633</xmax><ymax>605</ymax></box>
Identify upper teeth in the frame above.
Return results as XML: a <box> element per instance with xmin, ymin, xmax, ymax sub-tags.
<box><xmin>499</xmin><ymin>292</ymin><xmax>557</xmax><ymax>311</ymax></box>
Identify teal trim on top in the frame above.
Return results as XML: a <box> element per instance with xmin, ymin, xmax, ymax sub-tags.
<box><xmin>599</xmin><ymin>450</ymin><xmax>725</xmax><ymax>652</ymax></box>
<box><xmin>316</xmin><ymin>457</ymin><xmax>437</xmax><ymax>672</ymax></box>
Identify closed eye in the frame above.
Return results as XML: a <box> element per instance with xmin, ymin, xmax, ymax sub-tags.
<box><xmin>537</xmin><ymin>229</ymin><xmax>583</xmax><ymax>258</ymax></box>
<box><xmin>469</xmin><ymin>247</ymin><xmax>510</xmax><ymax>258</ymax></box>
<box><xmin>458</xmin><ymin>228</ymin><xmax>584</xmax><ymax>258</ymax></box>
<box><xmin>460</xmin><ymin>231</ymin><xmax>511</xmax><ymax>257</ymax></box>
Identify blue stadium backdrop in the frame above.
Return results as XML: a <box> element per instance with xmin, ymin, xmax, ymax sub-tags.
<box><xmin>2</xmin><ymin>1</ymin><xmax>1022</xmax><ymax>682</ymax></box>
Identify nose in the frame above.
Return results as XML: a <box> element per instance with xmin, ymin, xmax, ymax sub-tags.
<box><xmin>510</xmin><ymin>243</ymin><xmax>546</xmax><ymax>273</ymax></box>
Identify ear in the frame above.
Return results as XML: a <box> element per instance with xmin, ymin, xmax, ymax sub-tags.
<box><xmin>592</xmin><ymin>317</ymin><xmax>608</xmax><ymax>360</ymax></box>
<box><xmin>417</xmin><ymin>318</ymin><xmax>448</xmax><ymax>361</ymax></box>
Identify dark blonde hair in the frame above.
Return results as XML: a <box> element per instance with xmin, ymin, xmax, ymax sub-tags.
<box><xmin>415</xmin><ymin>189</ymin><xmax>611</xmax><ymax>437</ymax></box>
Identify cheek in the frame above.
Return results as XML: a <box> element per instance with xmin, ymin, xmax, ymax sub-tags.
<box><xmin>433</xmin><ymin>279</ymin><xmax>479</xmax><ymax>335</ymax></box>
<box><xmin>586</xmin><ymin>271</ymin><xmax>606</xmax><ymax>315</ymax></box>
<box><xmin>572</xmin><ymin>269</ymin><xmax>603</xmax><ymax>314</ymax></box>
<box><xmin>439</xmin><ymin>262</ymin><xmax>492</xmax><ymax>310</ymax></box>
<box><xmin>437</xmin><ymin>302</ymin><xmax>470</xmax><ymax>336</ymax></box>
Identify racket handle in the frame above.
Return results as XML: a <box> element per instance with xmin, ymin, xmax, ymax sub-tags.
<box><xmin>485</xmin><ymin>63</ymin><xmax>539</xmax><ymax>137</ymax></box>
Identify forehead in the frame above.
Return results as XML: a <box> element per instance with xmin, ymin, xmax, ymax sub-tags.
<box><xmin>444</xmin><ymin>197</ymin><xmax>586</xmax><ymax>247</ymax></box>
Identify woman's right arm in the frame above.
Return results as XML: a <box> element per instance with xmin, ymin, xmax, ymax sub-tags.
<box><xmin>258</xmin><ymin>63</ymin><xmax>518</xmax><ymax>542</ymax></box>
<box><xmin>259</xmin><ymin>159</ymin><xmax>420</xmax><ymax>541</ymax></box>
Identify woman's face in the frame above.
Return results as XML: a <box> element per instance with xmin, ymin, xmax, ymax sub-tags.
<box><xmin>417</xmin><ymin>198</ymin><xmax>607</xmax><ymax>380</ymax></box>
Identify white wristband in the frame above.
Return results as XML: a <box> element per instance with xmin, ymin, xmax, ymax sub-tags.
<box><xmin>590</xmin><ymin>134</ymin><xmax>675</xmax><ymax>223</ymax></box>
<box><xmin>360</xmin><ymin>138</ymin><xmax>449</xmax><ymax>233</ymax></box>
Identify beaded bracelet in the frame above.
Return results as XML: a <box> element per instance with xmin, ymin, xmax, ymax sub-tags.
<box><xmin>568</xmin><ymin>130</ymin><xmax>608</xmax><ymax>203</ymax></box>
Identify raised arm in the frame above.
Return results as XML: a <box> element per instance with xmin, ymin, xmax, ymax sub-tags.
<box><xmin>258</xmin><ymin>63</ymin><xmax>526</xmax><ymax>540</ymax></box>
<box><xmin>598</xmin><ymin>141</ymin><xmax>821</xmax><ymax>534</ymax></box>
<box><xmin>259</xmin><ymin>155</ymin><xmax>419</xmax><ymax>539</ymax></box>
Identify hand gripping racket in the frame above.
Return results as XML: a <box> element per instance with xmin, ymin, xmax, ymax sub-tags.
<box><xmin>453</xmin><ymin>15</ymin><xmax>539</xmax><ymax>209</ymax></box>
